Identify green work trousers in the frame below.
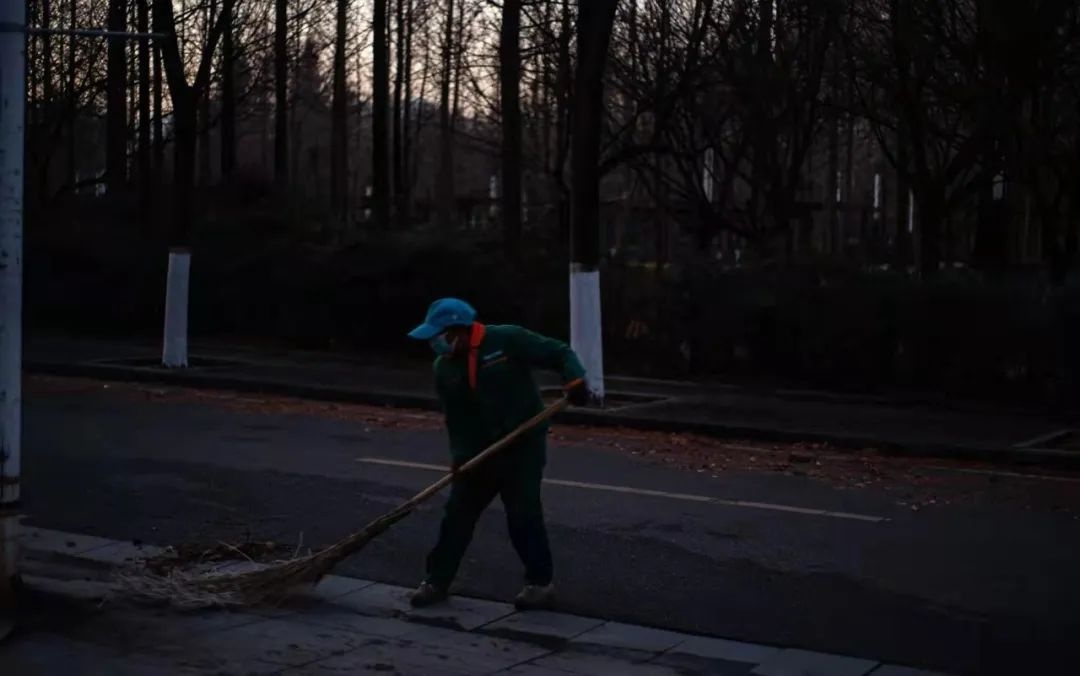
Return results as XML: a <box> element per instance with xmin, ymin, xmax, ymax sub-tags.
<box><xmin>425</xmin><ymin>446</ymin><xmax>552</xmax><ymax>590</ymax></box>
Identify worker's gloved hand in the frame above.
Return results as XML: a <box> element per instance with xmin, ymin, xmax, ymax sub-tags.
<box><xmin>565</xmin><ymin>379</ymin><xmax>588</xmax><ymax>407</ymax></box>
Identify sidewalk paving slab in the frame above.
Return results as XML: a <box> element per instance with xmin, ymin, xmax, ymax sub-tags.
<box><xmin>19</xmin><ymin>575</ymin><xmax>115</xmax><ymax>603</ymax></box>
<box><xmin>511</xmin><ymin>650</ymin><xmax>687</xmax><ymax>675</ymax></box>
<box><xmin>78</xmin><ymin>539</ymin><xmax>168</xmax><ymax>565</ymax></box>
<box><xmin>309</xmin><ymin>574</ymin><xmax>377</xmax><ymax>601</ymax></box>
<box><xmin>182</xmin><ymin>617</ymin><xmax>366</xmax><ymax>668</ymax></box>
<box><xmin>18</xmin><ymin>526</ymin><xmax>128</xmax><ymax>557</ymax></box>
<box><xmin>869</xmin><ymin>667</ymin><xmax>957</xmax><ymax>676</ymax></box>
<box><xmin>0</xmin><ymin>633</ymin><xmax>127</xmax><ymax>674</ymax></box>
<box><xmin>63</xmin><ymin>607</ymin><xmax>266</xmax><ymax>655</ymax></box>
<box><xmin>405</xmin><ymin>594</ymin><xmax>517</xmax><ymax>631</ymax></box>
<box><xmin>328</xmin><ymin>580</ymin><xmax>410</xmax><ymax>617</ymax></box>
<box><xmin>281</xmin><ymin>646</ymin><xmax>480</xmax><ymax>676</ymax></box>
<box><xmin>482</xmin><ymin>609</ymin><xmax>606</xmax><ymax>641</ymax></box>
<box><xmin>652</xmin><ymin>652</ymin><xmax>762</xmax><ymax>675</ymax></box>
<box><xmin>669</xmin><ymin>635</ymin><xmax>781</xmax><ymax>664</ymax></box>
<box><xmin>569</xmin><ymin>620</ymin><xmax>687</xmax><ymax>653</ymax></box>
<box><xmin>752</xmin><ymin>648</ymin><xmax>880</xmax><ymax>676</ymax></box>
<box><xmin>328</xmin><ymin>578</ymin><xmax>517</xmax><ymax>631</ymax></box>
<box><xmin>396</xmin><ymin>623</ymin><xmax>551</xmax><ymax>671</ymax></box>
<box><xmin>288</xmin><ymin>607</ymin><xmax>419</xmax><ymax>639</ymax></box>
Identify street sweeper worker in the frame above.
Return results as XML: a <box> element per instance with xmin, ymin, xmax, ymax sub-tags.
<box><xmin>406</xmin><ymin>298</ymin><xmax>588</xmax><ymax>610</ymax></box>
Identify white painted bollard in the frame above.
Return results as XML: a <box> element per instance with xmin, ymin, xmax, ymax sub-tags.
<box><xmin>569</xmin><ymin>265</ymin><xmax>605</xmax><ymax>403</ymax></box>
<box><xmin>0</xmin><ymin>0</ymin><xmax>27</xmax><ymax>636</ymax></box>
<box><xmin>162</xmin><ymin>248</ymin><xmax>191</xmax><ymax>368</ymax></box>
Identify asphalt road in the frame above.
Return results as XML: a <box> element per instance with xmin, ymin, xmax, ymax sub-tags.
<box><xmin>20</xmin><ymin>377</ymin><xmax>1080</xmax><ymax>675</ymax></box>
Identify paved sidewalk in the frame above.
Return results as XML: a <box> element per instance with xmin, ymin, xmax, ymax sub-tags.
<box><xmin>4</xmin><ymin>526</ymin><xmax>953</xmax><ymax>676</ymax></box>
<box><xmin>24</xmin><ymin>333</ymin><xmax>1078</xmax><ymax>465</ymax></box>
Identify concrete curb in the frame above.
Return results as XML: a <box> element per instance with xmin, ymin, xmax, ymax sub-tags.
<box><xmin>18</xmin><ymin>526</ymin><xmax>959</xmax><ymax>676</ymax></box>
<box><xmin>25</xmin><ymin>359</ymin><xmax>1080</xmax><ymax>470</ymax></box>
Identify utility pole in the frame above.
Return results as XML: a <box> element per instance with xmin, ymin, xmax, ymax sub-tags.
<box><xmin>0</xmin><ymin>0</ymin><xmax>27</xmax><ymax>639</ymax></box>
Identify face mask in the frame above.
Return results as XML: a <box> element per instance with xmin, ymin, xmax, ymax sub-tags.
<box><xmin>430</xmin><ymin>333</ymin><xmax>456</xmax><ymax>356</ymax></box>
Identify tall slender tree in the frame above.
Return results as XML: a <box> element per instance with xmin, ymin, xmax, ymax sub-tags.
<box><xmin>436</xmin><ymin>0</ymin><xmax>455</xmax><ymax>229</ymax></box>
<box><xmin>106</xmin><ymin>0</ymin><xmax>128</xmax><ymax>192</ymax></box>
<box><xmin>220</xmin><ymin>0</ymin><xmax>237</xmax><ymax>181</ymax></box>
<box><xmin>393</xmin><ymin>0</ymin><xmax>405</xmax><ymax>223</ymax></box>
<box><xmin>274</xmin><ymin>0</ymin><xmax>289</xmax><ymax>189</ymax></box>
<box><xmin>569</xmin><ymin>0</ymin><xmax>618</xmax><ymax>403</ymax></box>
<box><xmin>331</xmin><ymin>0</ymin><xmax>350</xmax><ymax>221</ymax></box>
<box><xmin>152</xmin><ymin>0</ymin><xmax>225</xmax><ymax>240</ymax></box>
<box><xmin>137</xmin><ymin>0</ymin><xmax>151</xmax><ymax>204</ymax></box>
<box><xmin>372</xmin><ymin>0</ymin><xmax>391</xmax><ymax>226</ymax></box>
<box><xmin>499</xmin><ymin>0</ymin><xmax>523</xmax><ymax>252</ymax></box>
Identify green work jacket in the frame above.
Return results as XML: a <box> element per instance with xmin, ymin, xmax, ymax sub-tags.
<box><xmin>433</xmin><ymin>324</ymin><xmax>586</xmax><ymax>465</ymax></box>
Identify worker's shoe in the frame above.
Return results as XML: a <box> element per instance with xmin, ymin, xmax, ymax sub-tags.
<box><xmin>514</xmin><ymin>583</ymin><xmax>555</xmax><ymax>610</ymax></box>
<box><xmin>409</xmin><ymin>581</ymin><xmax>448</xmax><ymax>608</ymax></box>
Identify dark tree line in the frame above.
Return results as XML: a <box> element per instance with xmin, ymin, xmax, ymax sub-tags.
<box><xmin>23</xmin><ymin>0</ymin><xmax>1080</xmax><ymax>280</ymax></box>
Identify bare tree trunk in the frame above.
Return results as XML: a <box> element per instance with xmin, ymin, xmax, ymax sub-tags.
<box><xmin>67</xmin><ymin>0</ymin><xmax>77</xmax><ymax>189</ymax></box>
<box><xmin>500</xmin><ymin>0</ymin><xmax>523</xmax><ymax>253</ymax></box>
<box><xmin>106</xmin><ymin>0</ymin><xmax>128</xmax><ymax>193</ymax></box>
<box><xmin>570</xmin><ymin>0</ymin><xmax>618</xmax><ymax>402</ymax></box>
<box><xmin>220</xmin><ymin>0</ymin><xmax>236</xmax><ymax>181</ymax></box>
<box><xmin>914</xmin><ymin>180</ymin><xmax>943</xmax><ymax>278</ymax></box>
<box><xmin>274</xmin><ymin>0</ymin><xmax>289</xmax><ymax>189</ymax></box>
<box><xmin>197</xmin><ymin>0</ymin><xmax>215</xmax><ymax>187</ymax></box>
<box><xmin>392</xmin><ymin>0</ymin><xmax>405</xmax><ymax>225</ymax></box>
<box><xmin>401</xmin><ymin>0</ymin><xmax>413</xmax><ymax>224</ymax></box>
<box><xmin>553</xmin><ymin>0</ymin><xmax>571</xmax><ymax>240</ymax></box>
<box><xmin>893</xmin><ymin>128</ymin><xmax>910</xmax><ymax>268</ymax></box>
<box><xmin>39</xmin><ymin>0</ymin><xmax>53</xmax><ymax>199</ymax></box>
<box><xmin>372</xmin><ymin>0</ymin><xmax>391</xmax><ymax>227</ymax></box>
<box><xmin>653</xmin><ymin>0</ymin><xmax>671</xmax><ymax>269</ymax></box>
<box><xmin>27</xmin><ymin>0</ymin><xmax>38</xmax><ymax>138</ymax></box>
<box><xmin>825</xmin><ymin>53</ymin><xmax>840</xmax><ymax>255</ymax></box>
<box><xmin>436</xmin><ymin>0</ymin><xmax>455</xmax><ymax>229</ymax></box>
<box><xmin>539</xmin><ymin>0</ymin><xmax>554</xmax><ymax>175</ymax></box>
<box><xmin>289</xmin><ymin>9</ymin><xmax>301</xmax><ymax>189</ymax></box>
<box><xmin>842</xmin><ymin>0</ymin><xmax>857</xmax><ymax>256</ymax></box>
<box><xmin>570</xmin><ymin>0</ymin><xmax>617</xmax><ymax>249</ymax></box>
<box><xmin>128</xmin><ymin>0</ymin><xmax>137</xmax><ymax>181</ymax></box>
<box><xmin>137</xmin><ymin>0</ymin><xmax>151</xmax><ymax>208</ymax></box>
<box><xmin>751</xmin><ymin>0</ymin><xmax>775</xmax><ymax>235</ymax></box>
<box><xmin>153</xmin><ymin>0</ymin><xmax>224</xmax><ymax>241</ymax></box>
<box><xmin>331</xmin><ymin>0</ymin><xmax>349</xmax><ymax>221</ymax></box>
<box><xmin>42</xmin><ymin>0</ymin><xmax>52</xmax><ymax>123</ymax></box>
<box><xmin>452</xmin><ymin>1</ymin><xmax>464</xmax><ymax>128</ymax></box>
<box><xmin>410</xmin><ymin>33</ymin><xmax>430</xmax><ymax>195</ymax></box>
<box><xmin>153</xmin><ymin>37</ymin><xmax>164</xmax><ymax>177</ymax></box>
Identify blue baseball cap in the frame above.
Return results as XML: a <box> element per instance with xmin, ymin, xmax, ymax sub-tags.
<box><xmin>408</xmin><ymin>298</ymin><xmax>477</xmax><ymax>340</ymax></box>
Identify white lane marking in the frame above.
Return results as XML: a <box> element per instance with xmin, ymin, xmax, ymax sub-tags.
<box><xmin>354</xmin><ymin>457</ymin><xmax>888</xmax><ymax>523</ymax></box>
<box><xmin>1012</xmin><ymin>428</ymin><xmax>1072</xmax><ymax>449</ymax></box>
<box><xmin>922</xmin><ymin>465</ymin><xmax>1080</xmax><ymax>484</ymax></box>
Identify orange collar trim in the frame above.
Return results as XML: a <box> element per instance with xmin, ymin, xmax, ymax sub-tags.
<box><xmin>467</xmin><ymin>323</ymin><xmax>486</xmax><ymax>390</ymax></box>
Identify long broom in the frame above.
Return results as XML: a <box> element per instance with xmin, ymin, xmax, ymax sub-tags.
<box><xmin>118</xmin><ymin>397</ymin><xmax>570</xmax><ymax>609</ymax></box>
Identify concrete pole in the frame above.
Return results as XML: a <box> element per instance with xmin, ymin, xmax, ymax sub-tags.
<box><xmin>0</xmin><ymin>0</ymin><xmax>27</xmax><ymax>636</ymax></box>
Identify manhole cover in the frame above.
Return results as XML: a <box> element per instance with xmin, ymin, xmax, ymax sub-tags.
<box><xmin>95</xmin><ymin>356</ymin><xmax>244</xmax><ymax>370</ymax></box>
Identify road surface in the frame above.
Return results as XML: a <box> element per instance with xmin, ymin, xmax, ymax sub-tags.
<box><xmin>21</xmin><ymin>376</ymin><xmax>1080</xmax><ymax>674</ymax></box>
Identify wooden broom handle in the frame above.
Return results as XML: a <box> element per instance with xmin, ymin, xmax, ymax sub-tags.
<box><xmin>401</xmin><ymin>397</ymin><xmax>569</xmax><ymax>509</ymax></box>
<box><xmin>331</xmin><ymin>397</ymin><xmax>571</xmax><ymax>560</ymax></box>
